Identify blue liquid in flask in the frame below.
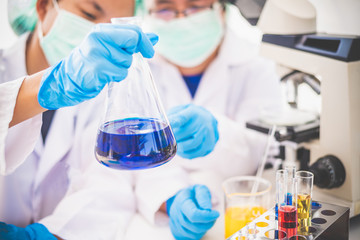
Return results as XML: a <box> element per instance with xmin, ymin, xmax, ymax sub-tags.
<box><xmin>95</xmin><ymin>118</ymin><xmax>177</xmax><ymax>170</ymax></box>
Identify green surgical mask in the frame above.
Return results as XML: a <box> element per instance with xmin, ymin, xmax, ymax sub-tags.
<box><xmin>38</xmin><ymin>0</ymin><xmax>95</xmax><ymax>65</ymax></box>
<box><xmin>8</xmin><ymin>0</ymin><xmax>38</xmax><ymax>36</ymax></box>
<box><xmin>145</xmin><ymin>3</ymin><xmax>225</xmax><ymax>67</ymax></box>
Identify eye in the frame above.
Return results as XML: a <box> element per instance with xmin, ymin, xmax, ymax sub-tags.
<box><xmin>155</xmin><ymin>8</ymin><xmax>172</xmax><ymax>14</ymax></box>
<box><xmin>81</xmin><ymin>10</ymin><xmax>97</xmax><ymax>21</ymax></box>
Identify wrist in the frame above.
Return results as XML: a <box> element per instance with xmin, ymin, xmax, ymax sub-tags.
<box><xmin>166</xmin><ymin>195</ymin><xmax>176</xmax><ymax>215</ymax></box>
<box><xmin>37</xmin><ymin>61</ymin><xmax>64</xmax><ymax>110</ymax></box>
<box><xmin>25</xmin><ymin>223</ymin><xmax>57</xmax><ymax>240</ymax></box>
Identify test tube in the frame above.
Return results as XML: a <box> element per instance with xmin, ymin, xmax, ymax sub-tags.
<box><xmin>276</xmin><ymin>169</ymin><xmax>297</xmax><ymax>238</ymax></box>
<box><xmin>275</xmin><ymin>166</ymin><xmax>296</xmax><ymax>219</ymax></box>
<box><xmin>285</xmin><ymin>165</ymin><xmax>296</xmax><ymax>205</ymax></box>
<box><xmin>296</xmin><ymin>171</ymin><xmax>314</xmax><ymax>234</ymax></box>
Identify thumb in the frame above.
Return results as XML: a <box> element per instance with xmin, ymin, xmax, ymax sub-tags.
<box><xmin>194</xmin><ymin>185</ymin><xmax>212</xmax><ymax>210</ymax></box>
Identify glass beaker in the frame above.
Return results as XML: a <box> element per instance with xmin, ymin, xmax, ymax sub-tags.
<box><xmin>222</xmin><ymin>176</ymin><xmax>272</xmax><ymax>239</ymax></box>
<box><xmin>95</xmin><ymin>17</ymin><xmax>177</xmax><ymax>170</ymax></box>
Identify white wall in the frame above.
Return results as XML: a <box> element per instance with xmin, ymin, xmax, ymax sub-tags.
<box><xmin>0</xmin><ymin>0</ymin><xmax>19</xmax><ymax>49</ymax></box>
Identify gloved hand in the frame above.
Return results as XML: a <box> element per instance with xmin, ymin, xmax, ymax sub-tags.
<box><xmin>0</xmin><ymin>222</ymin><xmax>57</xmax><ymax>240</ymax></box>
<box><xmin>166</xmin><ymin>185</ymin><xmax>220</xmax><ymax>240</ymax></box>
<box><xmin>167</xmin><ymin>104</ymin><xmax>219</xmax><ymax>159</ymax></box>
<box><xmin>38</xmin><ymin>23</ymin><xmax>159</xmax><ymax>110</ymax></box>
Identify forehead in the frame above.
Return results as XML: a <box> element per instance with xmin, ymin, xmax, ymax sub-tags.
<box><xmin>64</xmin><ymin>0</ymin><xmax>135</xmax><ymax>16</ymax></box>
<box><xmin>147</xmin><ymin>0</ymin><xmax>215</xmax><ymax>6</ymax></box>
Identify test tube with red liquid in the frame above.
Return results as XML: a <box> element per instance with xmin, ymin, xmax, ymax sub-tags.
<box><xmin>276</xmin><ymin>169</ymin><xmax>297</xmax><ymax>238</ymax></box>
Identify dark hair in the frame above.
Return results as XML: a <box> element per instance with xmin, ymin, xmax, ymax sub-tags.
<box><xmin>219</xmin><ymin>0</ymin><xmax>236</xmax><ymax>10</ymax></box>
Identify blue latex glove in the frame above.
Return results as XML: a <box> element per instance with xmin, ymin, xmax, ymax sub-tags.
<box><xmin>38</xmin><ymin>24</ymin><xmax>159</xmax><ymax>110</ymax></box>
<box><xmin>0</xmin><ymin>222</ymin><xmax>57</xmax><ymax>240</ymax></box>
<box><xmin>167</xmin><ymin>104</ymin><xmax>219</xmax><ymax>159</ymax></box>
<box><xmin>166</xmin><ymin>185</ymin><xmax>220</xmax><ymax>240</ymax></box>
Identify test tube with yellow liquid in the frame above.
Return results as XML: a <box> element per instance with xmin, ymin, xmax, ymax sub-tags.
<box><xmin>222</xmin><ymin>176</ymin><xmax>271</xmax><ymax>239</ymax></box>
<box><xmin>296</xmin><ymin>171</ymin><xmax>314</xmax><ymax>235</ymax></box>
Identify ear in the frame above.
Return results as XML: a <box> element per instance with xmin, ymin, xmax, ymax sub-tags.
<box><xmin>36</xmin><ymin>0</ymin><xmax>51</xmax><ymax>22</ymax></box>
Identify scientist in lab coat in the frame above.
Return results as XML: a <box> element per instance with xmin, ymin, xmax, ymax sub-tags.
<box><xmin>130</xmin><ymin>0</ymin><xmax>283</xmax><ymax>239</ymax></box>
<box><xmin>0</xmin><ymin>0</ymin><xmax>160</xmax><ymax>239</ymax></box>
<box><xmin>0</xmin><ymin>60</ymin><xmax>149</xmax><ymax>176</ymax></box>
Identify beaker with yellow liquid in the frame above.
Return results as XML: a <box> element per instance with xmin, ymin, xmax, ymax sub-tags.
<box><xmin>222</xmin><ymin>176</ymin><xmax>272</xmax><ymax>239</ymax></box>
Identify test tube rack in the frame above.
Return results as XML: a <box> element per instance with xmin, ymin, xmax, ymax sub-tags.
<box><xmin>226</xmin><ymin>201</ymin><xmax>349</xmax><ymax>240</ymax></box>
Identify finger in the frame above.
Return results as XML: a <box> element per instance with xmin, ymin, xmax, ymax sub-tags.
<box><xmin>91</xmin><ymin>24</ymin><xmax>139</xmax><ymax>54</ymax></box>
<box><xmin>177</xmin><ymin>128</ymin><xmax>206</xmax><ymax>153</ymax></box>
<box><xmin>178</xmin><ymin>138</ymin><xmax>212</xmax><ymax>159</ymax></box>
<box><xmin>98</xmin><ymin>42</ymin><xmax>133</xmax><ymax>69</ymax></box>
<box><xmin>199</xmin><ymin>131</ymin><xmax>218</xmax><ymax>155</ymax></box>
<box><xmin>180</xmin><ymin>145</ymin><xmax>213</xmax><ymax>159</ymax></box>
<box><xmin>97</xmin><ymin>60</ymin><xmax>129</xmax><ymax>83</ymax></box>
<box><xmin>82</xmin><ymin>55</ymin><xmax>129</xmax><ymax>84</ymax></box>
<box><xmin>169</xmin><ymin>218</ymin><xmax>198</xmax><ymax>240</ymax></box>
<box><xmin>92</xmin><ymin>24</ymin><xmax>155</xmax><ymax>58</ymax></box>
<box><xmin>181</xmin><ymin>128</ymin><xmax>217</xmax><ymax>159</ymax></box>
<box><xmin>181</xmin><ymin>199</ymin><xmax>220</xmax><ymax>223</ymax></box>
<box><xmin>194</xmin><ymin>185</ymin><xmax>213</xmax><ymax>210</ymax></box>
<box><xmin>171</xmin><ymin>117</ymin><xmax>202</xmax><ymax>143</ymax></box>
<box><xmin>178</xmin><ymin>213</ymin><xmax>215</xmax><ymax>234</ymax></box>
<box><xmin>177</xmin><ymin>136</ymin><xmax>204</xmax><ymax>158</ymax></box>
<box><xmin>167</xmin><ymin>104</ymin><xmax>193</xmax><ymax>129</ymax></box>
<box><xmin>173</xmin><ymin>187</ymin><xmax>193</xmax><ymax>205</ymax></box>
<box><xmin>116</xmin><ymin>24</ymin><xmax>156</xmax><ymax>58</ymax></box>
<box><xmin>167</xmin><ymin>104</ymin><xmax>190</xmax><ymax>115</ymax></box>
<box><xmin>145</xmin><ymin>32</ymin><xmax>159</xmax><ymax>46</ymax></box>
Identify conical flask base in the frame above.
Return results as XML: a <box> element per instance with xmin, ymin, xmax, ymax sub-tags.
<box><xmin>95</xmin><ymin>118</ymin><xmax>177</xmax><ymax>170</ymax></box>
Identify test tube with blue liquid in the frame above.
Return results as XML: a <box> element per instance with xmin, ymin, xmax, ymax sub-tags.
<box><xmin>286</xmin><ymin>166</ymin><xmax>296</xmax><ymax>205</ymax></box>
<box><xmin>275</xmin><ymin>166</ymin><xmax>296</xmax><ymax>219</ymax></box>
<box><xmin>95</xmin><ymin>17</ymin><xmax>177</xmax><ymax>170</ymax></box>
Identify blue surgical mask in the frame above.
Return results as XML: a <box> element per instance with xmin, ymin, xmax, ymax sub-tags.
<box><xmin>145</xmin><ymin>3</ymin><xmax>225</xmax><ymax>67</ymax></box>
<box><xmin>38</xmin><ymin>0</ymin><xmax>95</xmax><ymax>65</ymax></box>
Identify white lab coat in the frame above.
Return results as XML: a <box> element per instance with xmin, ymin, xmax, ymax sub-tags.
<box><xmin>134</xmin><ymin>20</ymin><xmax>283</xmax><ymax>226</ymax></box>
<box><xmin>0</xmin><ymin>38</ymin><xmax>42</xmax><ymax>175</ymax></box>
<box><xmin>0</xmin><ymin>34</ymin><xmax>135</xmax><ymax>239</ymax></box>
<box><xmin>0</xmin><ymin>76</ymin><xmax>42</xmax><ymax>175</ymax></box>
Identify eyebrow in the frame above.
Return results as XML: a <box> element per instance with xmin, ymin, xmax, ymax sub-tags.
<box><xmin>155</xmin><ymin>0</ymin><xmax>174</xmax><ymax>4</ymax></box>
<box><xmin>87</xmin><ymin>0</ymin><xmax>104</xmax><ymax>13</ymax></box>
<box><xmin>155</xmin><ymin>0</ymin><xmax>207</xmax><ymax>4</ymax></box>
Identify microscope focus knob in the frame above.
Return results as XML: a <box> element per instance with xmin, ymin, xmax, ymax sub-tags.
<box><xmin>309</xmin><ymin>155</ymin><xmax>346</xmax><ymax>189</ymax></box>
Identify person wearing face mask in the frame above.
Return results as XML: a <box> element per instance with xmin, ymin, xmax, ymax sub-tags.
<box><xmin>126</xmin><ymin>0</ymin><xmax>284</xmax><ymax>239</ymax></box>
<box><xmin>0</xmin><ymin>0</ymin><xmax>161</xmax><ymax>239</ymax></box>
<box><xmin>1</xmin><ymin>28</ymin><xmax>155</xmax><ymax>173</ymax></box>
<box><xmin>1</xmin><ymin>0</ymin><xmax>224</xmax><ymax>239</ymax></box>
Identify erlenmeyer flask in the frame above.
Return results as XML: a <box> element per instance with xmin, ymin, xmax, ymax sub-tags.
<box><xmin>95</xmin><ymin>17</ymin><xmax>177</xmax><ymax>170</ymax></box>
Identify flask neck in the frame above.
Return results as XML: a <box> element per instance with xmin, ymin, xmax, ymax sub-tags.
<box><xmin>111</xmin><ymin>17</ymin><xmax>142</xmax><ymax>26</ymax></box>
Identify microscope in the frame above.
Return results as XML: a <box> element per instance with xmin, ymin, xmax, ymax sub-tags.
<box><xmin>242</xmin><ymin>0</ymin><xmax>360</xmax><ymax>217</ymax></box>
